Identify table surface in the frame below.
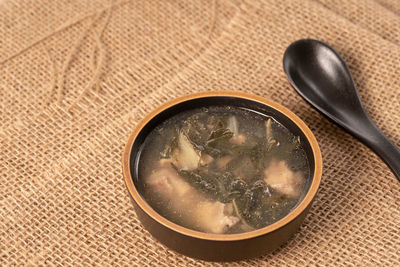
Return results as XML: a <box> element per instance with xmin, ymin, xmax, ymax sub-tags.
<box><xmin>1</xmin><ymin>0</ymin><xmax>399</xmax><ymax>266</ymax></box>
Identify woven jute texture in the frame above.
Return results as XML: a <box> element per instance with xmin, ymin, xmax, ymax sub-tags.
<box><xmin>1</xmin><ymin>0</ymin><xmax>399</xmax><ymax>266</ymax></box>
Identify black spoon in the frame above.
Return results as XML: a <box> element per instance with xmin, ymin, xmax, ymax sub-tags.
<box><xmin>283</xmin><ymin>38</ymin><xmax>400</xmax><ymax>182</ymax></box>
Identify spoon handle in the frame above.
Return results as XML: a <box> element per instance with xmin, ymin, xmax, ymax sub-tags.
<box><xmin>354</xmin><ymin>118</ymin><xmax>400</xmax><ymax>181</ymax></box>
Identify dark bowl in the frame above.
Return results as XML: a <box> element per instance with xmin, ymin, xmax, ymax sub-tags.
<box><xmin>122</xmin><ymin>91</ymin><xmax>322</xmax><ymax>261</ymax></box>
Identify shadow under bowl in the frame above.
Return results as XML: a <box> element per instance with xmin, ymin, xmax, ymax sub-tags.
<box><xmin>122</xmin><ymin>91</ymin><xmax>322</xmax><ymax>261</ymax></box>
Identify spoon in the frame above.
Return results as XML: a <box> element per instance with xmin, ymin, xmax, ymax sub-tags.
<box><xmin>283</xmin><ymin>38</ymin><xmax>400</xmax><ymax>182</ymax></box>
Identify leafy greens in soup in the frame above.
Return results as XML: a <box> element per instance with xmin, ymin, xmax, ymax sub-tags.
<box><xmin>138</xmin><ymin>106</ymin><xmax>310</xmax><ymax>234</ymax></box>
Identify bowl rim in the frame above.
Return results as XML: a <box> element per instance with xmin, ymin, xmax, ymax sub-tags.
<box><xmin>122</xmin><ymin>91</ymin><xmax>322</xmax><ymax>241</ymax></box>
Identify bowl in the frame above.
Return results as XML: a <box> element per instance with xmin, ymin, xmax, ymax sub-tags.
<box><xmin>122</xmin><ymin>91</ymin><xmax>322</xmax><ymax>261</ymax></box>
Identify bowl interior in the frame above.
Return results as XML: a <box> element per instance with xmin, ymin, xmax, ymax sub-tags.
<box><xmin>129</xmin><ymin>96</ymin><xmax>316</xmax><ymax>217</ymax></box>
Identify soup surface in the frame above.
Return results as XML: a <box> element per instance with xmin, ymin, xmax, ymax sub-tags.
<box><xmin>138</xmin><ymin>106</ymin><xmax>310</xmax><ymax>234</ymax></box>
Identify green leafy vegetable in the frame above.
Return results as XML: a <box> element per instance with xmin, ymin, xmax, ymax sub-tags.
<box><xmin>164</xmin><ymin>112</ymin><xmax>302</xmax><ymax>230</ymax></box>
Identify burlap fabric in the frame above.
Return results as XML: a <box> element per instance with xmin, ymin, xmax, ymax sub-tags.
<box><xmin>1</xmin><ymin>0</ymin><xmax>399</xmax><ymax>265</ymax></box>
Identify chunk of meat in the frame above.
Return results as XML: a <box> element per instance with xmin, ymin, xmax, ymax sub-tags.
<box><xmin>195</xmin><ymin>201</ymin><xmax>239</xmax><ymax>234</ymax></box>
<box><xmin>229</xmin><ymin>134</ymin><xmax>246</xmax><ymax>145</ymax></box>
<box><xmin>227</xmin><ymin>116</ymin><xmax>246</xmax><ymax>145</ymax></box>
<box><xmin>263</xmin><ymin>160</ymin><xmax>303</xmax><ymax>198</ymax></box>
<box><xmin>147</xmin><ymin>160</ymin><xmax>192</xmax><ymax>198</ymax></box>
<box><xmin>216</xmin><ymin>155</ymin><xmax>233</xmax><ymax>169</ymax></box>
<box><xmin>227</xmin><ymin>116</ymin><xmax>239</xmax><ymax>135</ymax></box>
<box><xmin>171</xmin><ymin>131</ymin><xmax>200</xmax><ymax>170</ymax></box>
<box><xmin>200</xmin><ymin>153</ymin><xmax>214</xmax><ymax>166</ymax></box>
<box><xmin>147</xmin><ymin>159</ymin><xmax>239</xmax><ymax>234</ymax></box>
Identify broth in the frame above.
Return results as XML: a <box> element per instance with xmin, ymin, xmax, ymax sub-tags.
<box><xmin>138</xmin><ymin>106</ymin><xmax>310</xmax><ymax>234</ymax></box>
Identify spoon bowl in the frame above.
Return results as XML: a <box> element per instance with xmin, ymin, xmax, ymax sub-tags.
<box><xmin>283</xmin><ymin>38</ymin><xmax>400</xmax><ymax>182</ymax></box>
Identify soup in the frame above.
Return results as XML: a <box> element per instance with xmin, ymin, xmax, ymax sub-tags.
<box><xmin>138</xmin><ymin>106</ymin><xmax>310</xmax><ymax>234</ymax></box>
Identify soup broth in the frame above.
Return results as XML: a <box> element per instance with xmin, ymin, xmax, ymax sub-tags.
<box><xmin>138</xmin><ymin>106</ymin><xmax>310</xmax><ymax>234</ymax></box>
